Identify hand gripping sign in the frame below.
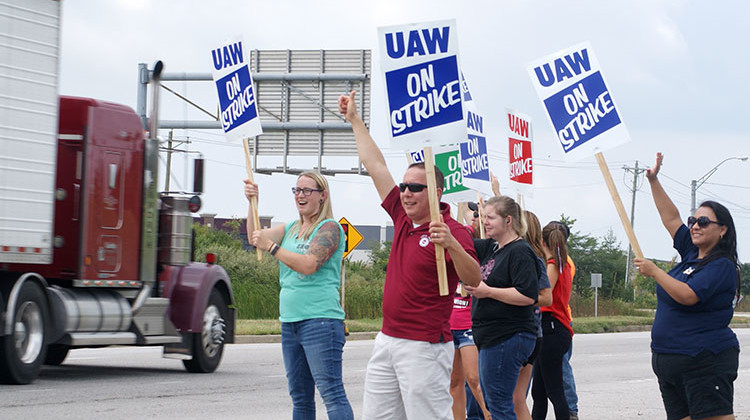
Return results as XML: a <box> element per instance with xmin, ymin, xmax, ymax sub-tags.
<box><xmin>527</xmin><ymin>42</ymin><xmax>642</xmax><ymax>258</ymax></box>
<box><xmin>211</xmin><ymin>36</ymin><xmax>264</xmax><ymax>259</ymax></box>
<box><xmin>379</xmin><ymin>19</ymin><xmax>467</xmax><ymax>295</ymax></box>
<box><xmin>506</xmin><ymin>108</ymin><xmax>534</xmax><ymax>197</ymax></box>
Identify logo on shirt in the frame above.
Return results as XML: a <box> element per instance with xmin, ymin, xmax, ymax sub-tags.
<box><xmin>683</xmin><ymin>266</ymin><xmax>695</xmax><ymax>275</ymax></box>
<box><xmin>480</xmin><ymin>259</ymin><xmax>495</xmax><ymax>281</ymax></box>
<box><xmin>419</xmin><ymin>234</ymin><xmax>431</xmax><ymax>247</ymax></box>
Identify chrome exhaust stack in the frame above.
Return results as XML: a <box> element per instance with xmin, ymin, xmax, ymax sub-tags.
<box><xmin>133</xmin><ymin>60</ymin><xmax>164</xmax><ymax>315</ymax></box>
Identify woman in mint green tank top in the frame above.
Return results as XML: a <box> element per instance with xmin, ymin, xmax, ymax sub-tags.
<box><xmin>244</xmin><ymin>171</ymin><xmax>353</xmax><ymax>419</ymax></box>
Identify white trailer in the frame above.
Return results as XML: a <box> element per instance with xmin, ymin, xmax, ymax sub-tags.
<box><xmin>0</xmin><ymin>0</ymin><xmax>60</xmax><ymax>264</ymax></box>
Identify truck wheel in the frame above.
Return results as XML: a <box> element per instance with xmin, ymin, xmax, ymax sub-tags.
<box><xmin>44</xmin><ymin>344</ymin><xmax>70</xmax><ymax>366</ymax></box>
<box><xmin>183</xmin><ymin>289</ymin><xmax>227</xmax><ymax>373</ymax></box>
<box><xmin>0</xmin><ymin>282</ymin><xmax>48</xmax><ymax>384</ymax></box>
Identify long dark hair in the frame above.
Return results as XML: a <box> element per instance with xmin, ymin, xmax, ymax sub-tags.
<box><xmin>543</xmin><ymin>222</ymin><xmax>568</xmax><ymax>272</ymax></box>
<box><xmin>696</xmin><ymin>200</ymin><xmax>741</xmax><ymax>298</ymax></box>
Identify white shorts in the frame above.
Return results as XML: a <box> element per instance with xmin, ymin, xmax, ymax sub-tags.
<box><xmin>362</xmin><ymin>332</ymin><xmax>454</xmax><ymax>420</ymax></box>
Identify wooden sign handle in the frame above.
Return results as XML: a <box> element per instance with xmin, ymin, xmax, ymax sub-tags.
<box><xmin>423</xmin><ymin>147</ymin><xmax>449</xmax><ymax>296</ymax></box>
<box><xmin>595</xmin><ymin>152</ymin><xmax>643</xmax><ymax>259</ymax></box>
<box><xmin>243</xmin><ymin>138</ymin><xmax>263</xmax><ymax>261</ymax></box>
<box><xmin>477</xmin><ymin>191</ymin><xmax>486</xmax><ymax>239</ymax></box>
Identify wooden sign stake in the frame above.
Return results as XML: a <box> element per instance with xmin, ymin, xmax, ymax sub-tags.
<box><xmin>477</xmin><ymin>191</ymin><xmax>486</xmax><ymax>239</ymax></box>
<box><xmin>423</xmin><ymin>146</ymin><xmax>449</xmax><ymax>296</ymax></box>
<box><xmin>243</xmin><ymin>138</ymin><xmax>263</xmax><ymax>261</ymax></box>
<box><xmin>595</xmin><ymin>152</ymin><xmax>643</xmax><ymax>259</ymax></box>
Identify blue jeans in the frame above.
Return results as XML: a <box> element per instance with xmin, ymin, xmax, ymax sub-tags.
<box><xmin>562</xmin><ymin>340</ymin><xmax>578</xmax><ymax>413</ymax></box>
<box><xmin>466</xmin><ymin>382</ymin><xmax>484</xmax><ymax>419</ymax></box>
<box><xmin>478</xmin><ymin>332</ymin><xmax>536</xmax><ymax>419</ymax></box>
<box><xmin>281</xmin><ymin>319</ymin><xmax>353</xmax><ymax>420</ymax></box>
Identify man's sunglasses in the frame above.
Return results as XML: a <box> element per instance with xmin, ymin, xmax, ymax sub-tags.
<box><xmin>398</xmin><ymin>183</ymin><xmax>428</xmax><ymax>193</ymax></box>
<box><xmin>687</xmin><ymin>216</ymin><xmax>722</xmax><ymax>229</ymax></box>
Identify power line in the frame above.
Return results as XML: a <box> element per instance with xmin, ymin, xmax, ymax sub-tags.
<box><xmin>703</xmin><ymin>181</ymin><xmax>750</xmax><ymax>190</ymax></box>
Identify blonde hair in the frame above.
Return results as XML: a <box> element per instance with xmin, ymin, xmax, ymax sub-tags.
<box><xmin>485</xmin><ymin>196</ymin><xmax>526</xmax><ymax>237</ymax></box>
<box><xmin>523</xmin><ymin>210</ymin><xmax>545</xmax><ymax>259</ymax></box>
<box><xmin>289</xmin><ymin>171</ymin><xmax>334</xmax><ymax>241</ymax></box>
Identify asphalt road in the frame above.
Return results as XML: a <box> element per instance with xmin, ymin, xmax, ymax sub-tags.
<box><xmin>1</xmin><ymin>329</ymin><xmax>748</xmax><ymax>419</ymax></box>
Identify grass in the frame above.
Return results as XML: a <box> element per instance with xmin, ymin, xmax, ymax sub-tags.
<box><xmin>572</xmin><ymin>315</ymin><xmax>654</xmax><ymax>333</ymax></box>
<box><xmin>236</xmin><ymin>314</ymin><xmax>750</xmax><ymax>336</ymax></box>
<box><xmin>236</xmin><ymin>318</ymin><xmax>382</xmax><ymax>335</ymax></box>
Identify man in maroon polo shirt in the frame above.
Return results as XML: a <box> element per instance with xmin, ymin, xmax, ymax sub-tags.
<box><xmin>339</xmin><ymin>91</ymin><xmax>481</xmax><ymax>419</ymax></box>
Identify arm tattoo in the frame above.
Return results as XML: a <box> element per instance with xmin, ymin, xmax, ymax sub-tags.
<box><xmin>307</xmin><ymin>222</ymin><xmax>341</xmax><ymax>272</ymax></box>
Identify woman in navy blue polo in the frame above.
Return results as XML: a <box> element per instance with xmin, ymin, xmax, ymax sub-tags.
<box><xmin>635</xmin><ymin>153</ymin><xmax>740</xmax><ymax>420</ymax></box>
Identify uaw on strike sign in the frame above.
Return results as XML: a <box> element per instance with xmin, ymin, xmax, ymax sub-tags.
<box><xmin>507</xmin><ymin>109</ymin><xmax>534</xmax><ymax>196</ymax></box>
<box><xmin>527</xmin><ymin>41</ymin><xmax>629</xmax><ymax>160</ymax></box>
<box><xmin>459</xmin><ymin>74</ymin><xmax>491</xmax><ymax>197</ymax></box>
<box><xmin>210</xmin><ymin>36</ymin><xmax>263</xmax><ymax>141</ymax></box>
<box><xmin>378</xmin><ymin>19</ymin><xmax>465</xmax><ymax>150</ymax></box>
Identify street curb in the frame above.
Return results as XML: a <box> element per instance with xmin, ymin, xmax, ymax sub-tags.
<box><xmin>233</xmin><ymin>324</ymin><xmax>750</xmax><ymax>344</ymax></box>
<box><xmin>234</xmin><ymin>331</ymin><xmax>377</xmax><ymax>344</ymax></box>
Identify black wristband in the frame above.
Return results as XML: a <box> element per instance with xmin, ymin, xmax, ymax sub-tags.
<box><xmin>270</xmin><ymin>243</ymin><xmax>280</xmax><ymax>256</ymax></box>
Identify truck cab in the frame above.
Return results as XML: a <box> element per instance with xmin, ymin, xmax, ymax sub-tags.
<box><xmin>0</xmin><ymin>95</ymin><xmax>235</xmax><ymax>385</ymax></box>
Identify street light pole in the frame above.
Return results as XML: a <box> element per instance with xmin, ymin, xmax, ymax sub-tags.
<box><xmin>690</xmin><ymin>156</ymin><xmax>748</xmax><ymax>214</ymax></box>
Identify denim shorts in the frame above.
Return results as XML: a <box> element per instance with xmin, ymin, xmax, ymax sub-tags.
<box><xmin>652</xmin><ymin>346</ymin><xmax>739</xmax><ymax>420</ymax></box>
<box><xmin>452</xmin><ymin>329</ymin><xmax>476</xmax><ymax>349</ymax></box>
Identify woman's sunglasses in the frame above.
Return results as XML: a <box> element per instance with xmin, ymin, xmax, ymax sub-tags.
<box><xmin>687</xmin><ymin>216</ymin><xmax>722</xmax><ymax>229</ymax></box>
<box><xmin>398</xmin><ymin>183</ymin><xmax>428</xmax><ymax>193</ymax></box>
<box><xmin>467</xmin><ymin>201</ymin><xmax>479</xmax><ymax>218</ymax></box>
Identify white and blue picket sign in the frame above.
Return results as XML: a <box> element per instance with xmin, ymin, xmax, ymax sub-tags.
<box><xmin>210</xmin><ymin>36</ymin><xmax>263</xmax><ymax>141</ymax></box>
<box><xmin>459</xmin><ymin>73</ymin><xmax>491</xmax><ymax>196</ymax></box>
<box><xmin>385</xmin><ymin>55</ymin><xmax>462</xmax><ymax>137</ymax></box>
<box><xmin>378</xmin><ymin>19</ymin><xmax>467</xmax><ymax>150</ymax></box>
<box><xmin>527</xmin><ymin>41</ymin><xmax>629</xmax><ymax>160</ymax></box>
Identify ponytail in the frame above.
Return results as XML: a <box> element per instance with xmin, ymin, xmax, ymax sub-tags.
<box><xmin>543</xmin><ymin>223</ymin><xmax>569</xmax><ymax>272</ymax></box>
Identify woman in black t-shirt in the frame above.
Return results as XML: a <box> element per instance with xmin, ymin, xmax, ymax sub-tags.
<box><xmin>465</xmin><ymin>195</ymin><xmax>539</xmax><ymax>419</ymax></box>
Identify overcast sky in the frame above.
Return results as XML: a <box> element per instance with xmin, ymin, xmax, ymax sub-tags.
<box><xmin>58</xmin><ymin>0</ymin><xmax>750</xmax><ymax>262</ymax></box>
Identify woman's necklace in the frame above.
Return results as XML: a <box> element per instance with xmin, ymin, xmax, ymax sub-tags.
<box><xmin>493</xmin><ymin>235</ymin><xmax>522</xmax><ymax>254</ymax></box>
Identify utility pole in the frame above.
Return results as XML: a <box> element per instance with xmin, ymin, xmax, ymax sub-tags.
<box><xmin>623</xmin><ymin>161</ymin><xmax>646</xmax><ymax>284</ymax></box>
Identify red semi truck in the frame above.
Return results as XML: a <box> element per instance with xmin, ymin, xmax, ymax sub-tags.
<box><xmin>0</xmin><ymin>0</ymin><xmax>235</xmax><ymax>384</ymax></box>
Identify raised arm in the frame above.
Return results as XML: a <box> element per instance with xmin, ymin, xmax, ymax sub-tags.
<box><xmin>646</xmin><ymin>153</ymin><xmax>682</xmax><ymax>238</ymax></box>
<box><xmin>339</xmin><ymin>91</ymin><xmax>395</xmax><ymax>201</ymax></box>
<box><xmin>490</xmin><ymin>171</ymin><xmax>501</xmax><ymax>197</ymax></box>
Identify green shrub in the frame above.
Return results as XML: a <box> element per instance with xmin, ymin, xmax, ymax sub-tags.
<box><xmin>570</xmin><ymin>292</ymin><xmax>649</xmax><ymax>318</ymax></box>
<box><xmin>343</xmin><ymin>272</ymin><xmax>384</xmax><ymax>319</ymax></box>
<box><xmin>193</xmin><ymin>224</ymin><xmax>281</xmax><ymax>319</ymax></box>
